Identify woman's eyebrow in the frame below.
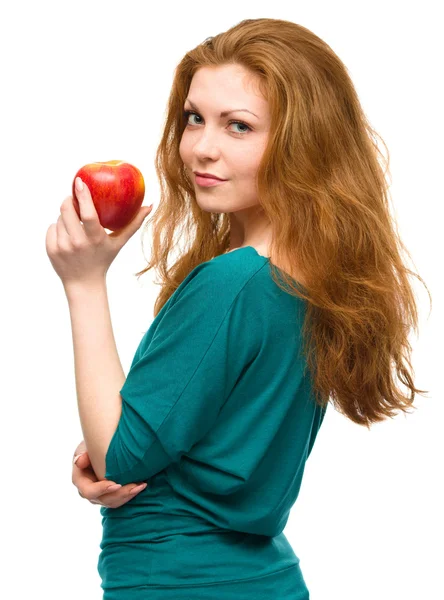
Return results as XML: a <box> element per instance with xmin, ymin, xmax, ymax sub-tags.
<box><xmin>184</xmin><ymin>99</ymin><xmax>259</xmax><ymax>119</ymax></box>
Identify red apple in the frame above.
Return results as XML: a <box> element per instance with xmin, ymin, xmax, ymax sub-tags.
<box><xmin>72</xmin><ymin>160</ymin><xmax>145</xmax><ymax>232</ymax></box>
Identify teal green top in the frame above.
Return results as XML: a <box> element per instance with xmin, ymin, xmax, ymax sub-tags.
<box><xmin>98</xmin><ymin>246</ymin><xmax>327</xmax><ymax>598</ymax></box>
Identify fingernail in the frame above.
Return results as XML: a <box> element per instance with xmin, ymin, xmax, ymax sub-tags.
<box><xmin>131</xmin><ymin>483</ymin><xmax>147</xmax><ymax>494</ymax></box>
<box><xmin>107</xmin><ymin>484</ymin><xmax>122</xmax><ymax>492</ymax></box>
<box><xmin>73</xmin><ymin>452</ymin><xmax>85</xmax><ymax>465</ymax></box>
<box><xmin>75</xmin><ymin>177</ymin><xmax>84</xmax><ymax>192</ymax></box>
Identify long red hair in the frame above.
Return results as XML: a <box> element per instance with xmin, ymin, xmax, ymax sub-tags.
<box><xmin>135</xmin><ymin>18</ymin><xmax>431</xmax><ymax>428</ymax></box>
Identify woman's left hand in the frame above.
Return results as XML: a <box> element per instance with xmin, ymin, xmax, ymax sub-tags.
<box><xmin>45</xmin><ymin>177</ymin><xmax>153</xmax><ymax>289</ymax></box>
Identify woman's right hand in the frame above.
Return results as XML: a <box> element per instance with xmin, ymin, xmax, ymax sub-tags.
<box><xmin>72</xmin><ymin>440</ymin><xmax>147</xmax><ymax>508</ymax></box>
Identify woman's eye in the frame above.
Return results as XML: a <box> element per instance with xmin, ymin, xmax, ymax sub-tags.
<box><xmin>182</xmin><ymin>110</ymin><xmax>252</xmax><ymax>135</ymax></box>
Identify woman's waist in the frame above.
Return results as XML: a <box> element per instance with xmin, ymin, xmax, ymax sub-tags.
<box><xmin>100</xmin><ymin>471</ymin><xmax>287</xmax><ymax>538</ymax></box>
<box><xmin>99</xmin><ymin>517</ymin><xmax>299</xmax><ymax>589</ymax></box>
<box><xmin>100</xmin><ymin>506</ymin><xmax>230</xmax><ymax>541</ymax></box>
<box><xmin>98</xmin><ymin>472</ymin><xmax>300</xmax><ymax>588</ymax></box>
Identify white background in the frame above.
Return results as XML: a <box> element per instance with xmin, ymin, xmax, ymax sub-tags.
<box><xmin>1</xmin><ymin>1</ymin><xmax>442</xmax><ymax>599</ymax></box>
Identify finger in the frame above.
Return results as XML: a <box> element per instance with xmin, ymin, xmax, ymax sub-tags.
<box><xmin>128</xmin><ymin>482</ymin><xmax>148</xmax><ymax>495</ymax></box>
<box><xmin>59</xmin><ymin>194</ymin><xmax>86</xmax><ymax>239</ymax></box>
<box><xmin>56</xmin><ymin>214</ymin><xmax>70</xmax><ymax>247</ymax></box>
<box><xmin>74</xmin><ymin>177</ymin><xmax>102</xmax><ymax>236</ymax></box>
<box><xmin>72</xmin><ymin>462</ymin><xmax>100</xmax><ymax>490</ymax></box>
<box><xmin>45</xmin><ymin>222</ymin><xmax>58</xmax><ymax>257</ymax></box>
<box><xmin>108</xmin><ymin>204</ymin><xmax>153</xmax><ymax>244</ymax></box>
<box><xmin>100</xmin><ymin>483</ymin><xmax>148</xmax><ymax>507</ymax></box>
<box><xmin>73</xmin><ymin>452</ymin><xmax>90</xmax><ymax>468</ymax></box>
<box><xmin>73</xmin><ymin>440</ymin><xmax>87</xmax><ymax>457</ymax></box>
<box><xmin>76</xmin><ymin>476</ymin><xmax>123</xmax><ymax>501</ymax></box>
<box><xmin>100</xmin><ymin>481</ymin><xmax>148</xmax><ymax>498</ymax></box>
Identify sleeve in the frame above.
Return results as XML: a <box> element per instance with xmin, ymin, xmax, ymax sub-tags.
<box><xmin>104</xmin><ymin>262</ymin><xmax>262</xmax><ymax>485</ymax></box>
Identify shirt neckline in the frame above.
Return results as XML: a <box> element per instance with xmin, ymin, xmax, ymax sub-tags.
<box><xmin>224</xmin><ymin>246</ymin><xmax>269</xmax><ymax>260</ymax></box>
<box><xmin>212</xmin><ymin>246</ymin><xmax>308</xmax><ymax>295</ymax></box>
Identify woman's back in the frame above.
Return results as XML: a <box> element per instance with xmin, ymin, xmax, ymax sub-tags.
<box><xmin>98</xmin><ymin>247</ymin><xmax>327</xmax><ymax>598</ymax></box>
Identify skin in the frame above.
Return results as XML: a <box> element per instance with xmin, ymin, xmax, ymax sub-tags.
<box><xmin>179</xmin><ymin>64</ymin><xmax>274</xmax><ymax>255</ymax></box>
<box><xmin>73</xmin><ymin>66</ymin><xmax>277</xmax><ymax>506</ymax></box>
<box><xmin>72</xmin><ymin>441</ymin><xmax>146</xmax><ymax>508</ymax></box>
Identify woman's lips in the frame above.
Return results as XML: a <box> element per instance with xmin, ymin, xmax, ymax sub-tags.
<box><xmin>195</xmin><ymin>174</ymin><xmax>228</xmax><ymax>187</ymax></box>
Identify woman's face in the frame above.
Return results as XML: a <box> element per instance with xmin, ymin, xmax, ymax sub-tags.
<box><xmin>179</xmin><ymin>64</ymin><xmax>270</xmax><ymax>215</ymax></box>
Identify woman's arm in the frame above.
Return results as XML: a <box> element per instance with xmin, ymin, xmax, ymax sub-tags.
<box><xmin>64</xmin><ymin>279</ymin><xmax>125</xmax><ymax>481</ymax></box>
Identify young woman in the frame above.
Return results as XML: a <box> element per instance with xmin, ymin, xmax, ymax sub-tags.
<box><xmin>55</xmin><ymin>17</ymin><xmax>429</xmax><ymax>599</ymax></box>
